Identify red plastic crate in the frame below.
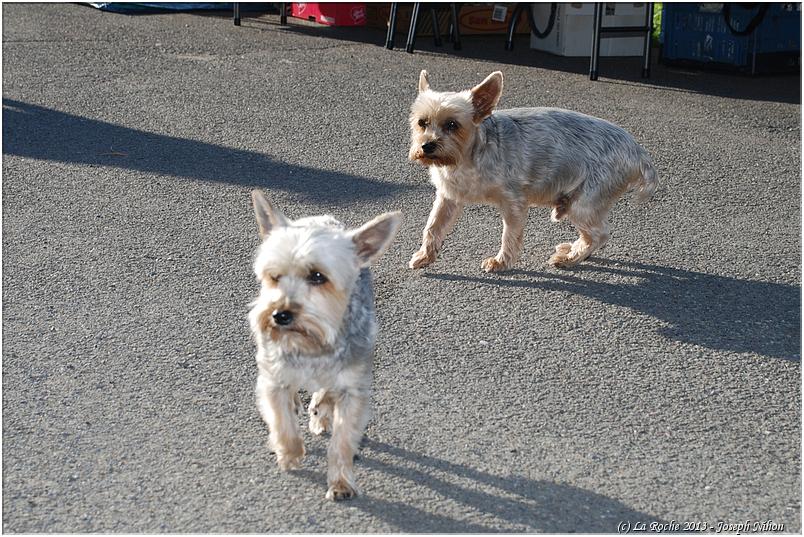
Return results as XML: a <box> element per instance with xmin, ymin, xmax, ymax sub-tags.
<box><xmin>290</xmin><ymin>3</ymin><xmax>366</xmax><ymax>26</ymax></box>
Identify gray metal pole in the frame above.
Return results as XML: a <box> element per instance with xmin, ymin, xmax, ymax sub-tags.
<box><xmin>642</xmin><ymin>2</ymin><xmax>654</xmax><ymax>78</ymax></box>
<box><xmin>589</xmin><ymin>3</ymin><xmax>602</xmax><ymax>80</ymax></box>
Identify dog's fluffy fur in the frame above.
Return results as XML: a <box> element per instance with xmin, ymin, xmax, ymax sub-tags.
<box><xmin>249</xmin><ymin>190</ymin><xmax>400</xmax><ymax>500</ymax></box>
<box><xmin>408</xmin><ymin>70</ymin><xmax>658</xmax><ymax>271</ymax></box>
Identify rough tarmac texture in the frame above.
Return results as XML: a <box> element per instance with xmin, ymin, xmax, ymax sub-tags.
<box><xmin>3</xmin><ymin>3</ymin><xmax>801</xmax><ymax>533</ymax></box>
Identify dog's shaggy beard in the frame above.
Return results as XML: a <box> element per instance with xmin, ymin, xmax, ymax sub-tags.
<box><xmin>250</xmin><ymin>288</ymin><xmax>350</xmax><ymax>357</ymax></box>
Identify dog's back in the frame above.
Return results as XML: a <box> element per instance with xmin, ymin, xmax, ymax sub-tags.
<box><xmin>482</xmin><ymin>107</ymin><xmax>657</xmax><ymax>202</ymax></box>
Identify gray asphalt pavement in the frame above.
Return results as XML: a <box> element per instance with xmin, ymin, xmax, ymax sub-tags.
<box><xmin>3</xmin><ymin>3</ymin><xmax>801</xmax><ymax>533</ymax></box>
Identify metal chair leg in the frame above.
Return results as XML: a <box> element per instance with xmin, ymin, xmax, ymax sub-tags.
<box><xmin>505</xmin><ymin>3</ymin><xmax>525</xmax><ymax>50</ymax></box>
<box><xmin>406</xmin><ymin>3</ymin><xmax>421</xmax><ymax>53</ymax></box>
<box><xmin>233</xmin><ymin>2</ymin><xmax>240</xmax><ymax>26</ymax></box>
<box><xmin>386</xmin><ymin>2</ymin><xmax>398</xmax><ymax>49</ymax></box>
<box><xmin>280</xmin><ymin>2</ymin><xmax>287</xmax><ymax>25</ymax></box>
<box><xmin>589</xmin><ymin>2</ymin><xmax>602</xmax><ymax>80</ymax></box>
<box><xmin>642</xmin><ymin>2</ymin><xmax>654</xmax><ymax>78</ymax></box>
<box><xmin>450</xmin><ymin>3</ymin><xmax>462</xmax><ymax>50</ymax></box>
<box><xmin>431</xmin><ymin>7</ymin><xmax>442</xmax><ymax>47</ymax></box>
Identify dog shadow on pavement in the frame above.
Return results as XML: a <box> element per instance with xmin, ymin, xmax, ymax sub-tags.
<box><xmin>294</xmin><ymin>438</ymin><xmax>664</xmax><ymax>532</ymax></box>
<box><xmin>424</xmin><ymin>258</ymin><xmax>800</xmax><ymax>362</ymax></box>
<box><xmin>2</xmin><ymin>98</ymin><xmax>411</xmax><ymax>206</ymax></box>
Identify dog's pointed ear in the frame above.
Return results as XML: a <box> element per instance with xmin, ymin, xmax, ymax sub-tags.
<box><xmin>470</xmin><ymin>71</ymin><xmax>503</xmax><ymax>123</ymax></box>
<box><xmin>350</xmin><ymin>211</ymin><xmax>402</xmax><ymax>267</ymax></box>
<box><xmin>418</xmin><ymin>70</ymin><xmax>431</xmax><ymax>93</ymax></box>
<box><xmin>251</xmin><ymin>190</ymin><xmax>289</xmax><ymax>239</ymax></box>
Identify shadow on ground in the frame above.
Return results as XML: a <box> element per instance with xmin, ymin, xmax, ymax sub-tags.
<box><xmin>295</xmin><ymin>439</ymin><xmax>663</xmax><ymax>532</ymax></box>
<box><xmin>424</xmin><ymin>259</ymin><xmax>801</xmax><ymax>361</ymax></box>
<box><xmin>2</xmin><ymin>99</ymin><xmax>411</xmax><ymax>205</ymax></box>
<box><xmin>232</xmin><ymin>12</ymin><xmax>800</xmax><ymax>105</ymax></box>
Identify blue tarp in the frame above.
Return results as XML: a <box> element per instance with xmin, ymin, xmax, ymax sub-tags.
<box><xmin>88</xmin><ymin>3</ymin><xmax>234</xmax><ymax>13</ymax></box>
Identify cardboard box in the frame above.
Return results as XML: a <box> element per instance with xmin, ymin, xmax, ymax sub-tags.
<box><xmin>366</xmin><ymin>3</ymin><xmax>529</xmax><ymax>36</ymax></box>
<box><xmin>530</xmin><ymin>3</ymin><xmax>648</xmax><ymax>57</ymax></box>
<box><xmin>458</xmin><ymin>4</ymin><xmax>530</xmax><ymax>34</ymax></box>
<box><xmin>290</xmin><ymin>3</ymin><xmax>366</xmax><ymax>26</ymax></box>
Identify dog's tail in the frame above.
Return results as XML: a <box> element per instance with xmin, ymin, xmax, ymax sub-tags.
<box><xmin>633</xmin><ymin>153</ymin><xmax>658</xmax><ymax>204</ymax></box>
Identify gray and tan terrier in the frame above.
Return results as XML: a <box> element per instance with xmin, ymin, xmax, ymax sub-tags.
<box><xmin>408</xmin><ymin>70</ymin><xmax>658</xmax><ymax>272</ymax></box>
<box><xmin>248</xmin><ymin>190</ymin><xmax>401</xmax><ymax>500</ymax></box>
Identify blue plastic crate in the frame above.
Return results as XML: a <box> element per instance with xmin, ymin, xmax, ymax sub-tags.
<box><xmin>661</xmin><ymin>3</ymin><xmax>801</xmax><ymax>74</ymax></box>
<box><xmin>756</xmin><ymin>4</ymin><xmax>802</xmax><ymax>53</ymax></box>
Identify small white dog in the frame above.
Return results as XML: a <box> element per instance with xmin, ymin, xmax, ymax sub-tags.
<box><xmin>248</xmin><ymin>190</ymin><xmax>401</xmax><ymax>501</ymax></box>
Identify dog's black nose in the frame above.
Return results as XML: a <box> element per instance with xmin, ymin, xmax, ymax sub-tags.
<box><xmin>421</xmin><ymin>141</ymin><xmax>437</xmax><ymax>154</ymax></box>
<box><xmin>272</xmin><ymin>310</ymin><xmax>294</xmax><ymax>326</ymax></box>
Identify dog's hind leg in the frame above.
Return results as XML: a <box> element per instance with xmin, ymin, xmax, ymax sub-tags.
<box><xmin>549</xmin><ymin>202</ymin><xmax>610</xmax><ymax>269</ymax></box>
<box><xmin>308</xmin><ymin>389</ymin><xmax>335</xmax><ymax>436</ymax></box>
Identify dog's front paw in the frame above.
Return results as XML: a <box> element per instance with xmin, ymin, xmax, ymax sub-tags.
<box><xmin>276</xmin><ymin>452</ymin><xmax>304</xmax><ymax>471</ymax></box>
<box><xmin>325</xmin><ymin>479</ymin><xmax>359</xmax><ymax>501</ymax></box>
<box><xmin>409</xmin><ymin>249</ymin><xmax>435</xmax><ymax>269</ymax></box>
<box><xmin>274</xmin><ymin>437</ymin><xmax>305</xmax><ymax>471</ymax></box>
<box><xmin>481</xmin><ymin>256</ymin><xmax>512</xmax><ymax>273</ymax></box>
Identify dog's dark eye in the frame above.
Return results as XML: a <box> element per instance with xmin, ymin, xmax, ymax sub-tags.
<box><xmin>307</xmin><ymin>271</ymin><xmax>328</xmax><ymax>286</ymax></box>
<box><xmin>268</xmin><ymin>274</ymin><xmax>281</xmax><ymax>283</ymax></box>
<box><xmin>418</xmin><ymin>118</ymin><xmax>428</xmax><ymax>129</ymax></box>
<box><xmin>444</xmin><ymin>120</ymin><xmax>459</xmax><ymax>132</ymax></box>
